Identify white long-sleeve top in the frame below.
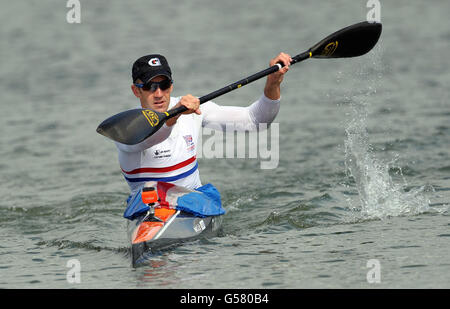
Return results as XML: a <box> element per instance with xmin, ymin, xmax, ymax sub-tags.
<box><xmin>115</xmin><ymin>94</ymin><xmax>280</xmax><ymax>193</ymax></box>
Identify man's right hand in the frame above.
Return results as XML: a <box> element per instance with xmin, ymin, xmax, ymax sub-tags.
<box><xmin>178</xmin><ymin>94</ymin><xmax>201</xmax><ymax>115</ymax></box>
<box><xmin>166</xmin><ymin>94</ymin><xmax>201</xmax><ymax>126</ymax></box>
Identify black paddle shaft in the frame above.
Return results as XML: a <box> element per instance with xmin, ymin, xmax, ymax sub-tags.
<box><xmin>166</xmin><ymin>51</ymin><xmax>311</xmax><ymax>119</ymax></box>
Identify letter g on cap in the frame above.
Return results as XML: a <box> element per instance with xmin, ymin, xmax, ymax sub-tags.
<box><xmin>149</xmin><ymin>58</ymin><xmax>161</xmax><ymax>66</ymax></box>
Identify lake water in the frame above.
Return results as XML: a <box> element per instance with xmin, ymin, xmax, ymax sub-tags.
<box><xmin>0</xmin><ymin>0</ymin><xmax>449</xmax><ymax>289</ymax></box>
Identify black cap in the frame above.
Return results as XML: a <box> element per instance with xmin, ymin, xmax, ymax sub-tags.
<box><xmin>132</xmin><ymin>54</ymin><xmax>172</xmax><ymax>84</ymax></box>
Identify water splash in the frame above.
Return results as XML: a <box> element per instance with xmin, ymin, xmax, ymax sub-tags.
<box><xmin>342</xmin><ymin>45</ymin><xmax>430</xmax><ymax>220</ymax></box>
<box><xmin>344</xmin><ymin>100</ymin><xmax>430</xmax><ymax>219</ymax></box>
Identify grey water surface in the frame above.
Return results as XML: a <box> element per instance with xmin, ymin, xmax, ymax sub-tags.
<box><xmin>0</xmin><ymin>0</ymin><xmax>449</xmax><ymax>288</ymax></box>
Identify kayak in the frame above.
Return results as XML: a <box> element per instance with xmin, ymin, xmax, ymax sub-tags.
<box><xmin>128</xmin><ymin>208</ymin><xmax>223</xmax><ymax>267</ymax></box>
<box><xmin>125</xmin><ymin>181</ymin><xmax>225</xmax><ymax>267</ymax></box>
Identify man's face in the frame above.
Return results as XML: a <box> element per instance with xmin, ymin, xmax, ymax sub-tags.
<box><xmin>131</xmin><ymin>75</ymin><xmax>173</xmax><ymax>112</ymax></box>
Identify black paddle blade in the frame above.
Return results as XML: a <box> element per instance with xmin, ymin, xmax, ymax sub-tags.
<box><xmin>310</xmin><ymin>21</ymin><xmax>382</xmax><ymax>59</ymax></box>
<box><xmin>96</xmin><ymin>109</ymin><xmax>167</xmax><ymax>145</ymax></box>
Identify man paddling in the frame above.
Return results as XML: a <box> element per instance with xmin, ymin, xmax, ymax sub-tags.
<box><xmin>116</xmin><ymin>53</ymin><xmax>291</xmax><ymax>194</ymax></box>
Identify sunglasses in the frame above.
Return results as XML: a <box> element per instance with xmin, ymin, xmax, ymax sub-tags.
<box><xmin>135</xmin><ymin>79</ymin><xmax>172</xmax><ymax>92</ymax></box>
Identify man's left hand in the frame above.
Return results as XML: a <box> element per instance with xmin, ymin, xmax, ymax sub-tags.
<box><xmin>264</xmin><ymin>52</ymin><xmax>292</xmax><ymax>100</ymax></box>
